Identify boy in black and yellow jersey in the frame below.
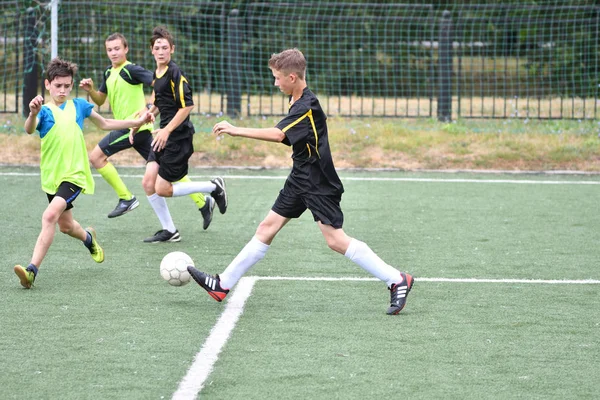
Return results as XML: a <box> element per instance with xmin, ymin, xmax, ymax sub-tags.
<box><xmin>188</xmin><ymin>48</ymin><xmax>414</xmax><ymax>315</ymax></box>
<box><xmin>133</xmin><ymin>27</ymin><xmax>227</xmax><ymax>243</ymax></box>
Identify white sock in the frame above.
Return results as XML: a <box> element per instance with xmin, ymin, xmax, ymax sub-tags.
<box><xmin>219</xmin><ymin>237</ymin><xmax>270</xmax><ymax>289</ymax></box>
<box><xmin>172</xmin><ymin>181</ymin><xmax>216</xmax><ymax>197</ymax></box>
<box><xmin>147</xmin><ymin>193</ymin><xmax>176</xmax><ymax>233</ymax></box>
<box><xmin>344</xmin><ymin>238</ymin><xmax>402</xmax><ymax>287</ymax></box>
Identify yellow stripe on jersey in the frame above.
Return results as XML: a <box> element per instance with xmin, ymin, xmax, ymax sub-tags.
<box><xmin>170</xmin><ymin>76</ymin><xmax>188</xmax><ymax>108</ymax></box>
<box><xmin>179</xmin><ymin>76</ymin><xmax>188</xmax><ymax>108</ymax></box>
<box><xmin>280</xmin><ymin>109</ymin><xmax>320</xmax><ymax>158</ymax></box>
<box><xmin>282</xmin><ymin>109</ymin><xmax>321</xmax><ymax>158</ymax></box>
<box><xmin>280</xmin><ymin>110</ymin><xmax>308</xmax><ymax>133</ymax></box>
<box><xmin>307</xmin><ymin>109</ymin><xmax>320</xmax><ymax>158</ymax></box>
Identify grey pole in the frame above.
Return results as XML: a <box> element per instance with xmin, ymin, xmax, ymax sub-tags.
<box><xmin>438</xmin><ymin>10</ymin><xmax>453</xmax><ymax>122</ymax></box>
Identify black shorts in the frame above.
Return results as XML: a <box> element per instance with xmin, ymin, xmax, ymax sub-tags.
<box><xmin>147</xmin><ymin>135</ymin><xmax>194</xmax><ymax>182</ymax></box>
<box><xmin>271</xmin><ymin>180</ymin><xmax>344</xmax><ymax>228</ymax></box>
<box><xmin>99</xmin><ymin>129</ymin><xmax>153</xmax><ymax>160</ymax></box>
<box><xmin>46</xmin><ymin>181</ymin><xmax>82</xmax><ymax>211</ymax></box>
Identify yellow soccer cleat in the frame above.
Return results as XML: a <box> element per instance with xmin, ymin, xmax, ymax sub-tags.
<box><xmin>14</xmin><ymin>265</ymin><xmax>35</xmax><ymax>289</ymax></box>
<box><xmin>86</xmin><ymin>227</ymin><xmax>105</xmax><ymax>263</ymax></box>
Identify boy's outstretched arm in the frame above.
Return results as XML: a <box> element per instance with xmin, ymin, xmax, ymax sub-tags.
<box><xmin>88</xmin><ymin>109</ymin><xmax>154</xmax><ymax>131</ymax></box>
<box><xmin>213</xmin><ymin>120</ymin><xmax>285</xmax><ymax>143</ymax></box>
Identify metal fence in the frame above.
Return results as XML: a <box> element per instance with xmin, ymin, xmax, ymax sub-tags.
<box><xmin>0</xmin><ymin>2</ymin><xmax>598</xmax><ymax>120</ymax></box>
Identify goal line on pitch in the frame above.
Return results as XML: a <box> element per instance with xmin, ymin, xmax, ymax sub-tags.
<box><xmin>172</xmin><ymin>274</ymin><xmax>600</xmax><ymax>400</ymax></box>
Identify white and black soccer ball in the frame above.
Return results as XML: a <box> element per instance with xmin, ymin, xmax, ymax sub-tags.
<box><xmin>160</xmin><ymin>251</ymin><xmax>194</xmax><ymax>286</ymax></box>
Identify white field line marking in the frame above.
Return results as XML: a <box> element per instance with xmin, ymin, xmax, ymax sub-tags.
<box><xmin>1</xmin><ymin>171</ymin><xmax>598</xmax><ymax>185</ymax></box>
<box><xmin>196</xmin><ymin>175</ymin><xmax>600</xmax><ymax>185</ymax></box>
<box><xmin>257</xmin><ymin>276</ymin><xmax>600</xmax><ymax>284</ymax></box>
<box><xmin>172</xmin><ymin>276</ymin><xmax>257</xmax><ymax>400</ymax></box>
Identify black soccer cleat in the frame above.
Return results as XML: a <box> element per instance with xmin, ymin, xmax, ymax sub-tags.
<box><xmin>187</xmin><ymin>266</ymin><xmax>229</xmax><ymax>302</ymax></box>
<box><xmin>143</xmin><ymin>229</ymin><xmax>181</xmax><ymax>243</ymax></box>
<box><xmin>387</xmin><ymin>273</ymin><xmax>414</xmax><ymax>315</ymax></box>
<box><xmin>108</xmin><ymin>196</ymin><xmax>139</xmax><ymax>218</ymax></box>
<box><xmin>199</xmin><ymin>195</ymin><xmax>215</xmax><ymax>230</ymax></box>
<box><xmin>210</xmin><ymin>177</ymin><xmax>227</xmax><ymax>214</ymax></box>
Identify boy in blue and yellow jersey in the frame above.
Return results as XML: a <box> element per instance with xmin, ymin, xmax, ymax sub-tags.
<box><xmin>80</xmin><ymin>33</ymin><xmax>215</xmax><ymax>230</ymax></box>
<box><xmin>132</xmin><ymin>27</ymin><xmax>227</xmax><ymax>243</ymax></box>
<box><xmin>14</xmin><ymin>58</ymin><xmax>153</xmax><ymax>289</ymax></box>
<box><xmin>187</xmin><ymin>49</ymin><xmax>414</xmax><ymax>315</ymax></box>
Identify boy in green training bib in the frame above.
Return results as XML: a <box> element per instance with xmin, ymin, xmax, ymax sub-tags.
<box><xmin>14</xmin><ymin>57</ymin><xmax>153</xmax><ymax>289</ymax></box>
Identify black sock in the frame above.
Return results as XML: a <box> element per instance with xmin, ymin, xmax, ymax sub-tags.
<box><xmin>83</xmin><ymin>231</ymin><xmax>92</xmax><ymax>249</ymax></box>
<box><xmin>26</xmin><ymin>263</ymin><xmax>38</xmax><ymax>276</ymax></box>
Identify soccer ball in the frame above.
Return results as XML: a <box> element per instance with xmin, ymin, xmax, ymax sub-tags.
<box><xmin>160</xmin><ymin>251</ymin><xmax>194</xmax><ymax>286</ymax></box>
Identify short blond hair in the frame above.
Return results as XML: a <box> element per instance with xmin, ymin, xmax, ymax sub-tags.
<box><xmin>268</xmin><ymin>48</ymin><xmax>306</xmax><ymax>79</ymax></box>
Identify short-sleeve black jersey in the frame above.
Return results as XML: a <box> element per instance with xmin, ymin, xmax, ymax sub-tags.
<box><xmin>152</xmin><ymin>60</ymin><xmax>195</xmax><ymax>140</ymax></box>
<box><xmin>275</xmin><ymin>87</ymin><xmax>344</xmax><ymax>196</ymax></box>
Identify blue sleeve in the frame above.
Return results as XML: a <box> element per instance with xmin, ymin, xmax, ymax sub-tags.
<box><xmin>73</xmin><ymin>98</ymin><xmax>94</xmax><ymax>129</ymax></box>
<box><xmin>36</xmin><ymin>106</ymin><xmax>53</xmax><ymax>138</ymax></box>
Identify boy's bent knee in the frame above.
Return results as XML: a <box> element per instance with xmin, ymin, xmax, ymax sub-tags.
<box><xmin>326</xmin><ymin>240</ymin><xmax>346</xmax><ymax>254</ymax></box>
<box><xmin>89</xmin><ymin>147</ymin><xmax>107</xmax><ymax>169</ymax></box>
<box><xmin>322</xmin><ymin>229</ymin><xmax>351</xmax><ymax>254</ymax></box>
<box><xmin>41</xmin><ymin>209</ymin><xmax>60</xmax><ymax>225</ymax></box>
<box><xmin>154</xmin><ymin>179</ymin><xmax>173</xmax><ymax>197</ymax></box>
<box><xmin>255</xmin><ymin>223</ymin><xmax>277</xmax><ymax>244</ymax></box>
<box><xmin>142</xmin><ymin>175</ymin><xmax>156</xmax><ymax>195</ymax></box>
<box><xmin>142</xmin><ymin>181</ymin><xmax>154</xmax><ymax>195</ymax></box>
<box><xmin>155</xmin><ymin>186</ymin><xmax>173</xmax><ymax>197</ymax></box>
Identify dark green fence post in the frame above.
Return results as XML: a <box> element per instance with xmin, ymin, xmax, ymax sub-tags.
<box><xmin>226</xmin><ymin>9</ymin><xmax>242</xmax><ymax>117</ymax></box>
<box><xmin>22</xmin><ymin>8</ymin><xmax>39</xmax><ymax>117</ymax></box>
<box><xmin>438</xmin><ymin>10</ymin><xmax>452</xmax><ymax>122</ymax></box>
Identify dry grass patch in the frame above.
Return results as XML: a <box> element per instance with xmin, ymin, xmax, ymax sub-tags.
<box><xmin>1</xmin><ymin>113</ymin><xmax>599</xmax><ymax>171</ymax></box>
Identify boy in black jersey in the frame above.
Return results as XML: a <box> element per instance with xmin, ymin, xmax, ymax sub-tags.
<box><xmin>134</xmin><ymin>27</ymin><xmax>228</xmax><ymax>243</ymax></box>
<box><xmin>80</xmin><ymin>33</ymin><xmax>215</xmax><ymax>231</ymax></box>
<box><xmin>188</xmin><ymin>48</ymin><xmax>414</xmax><ymax>315</ymax></box>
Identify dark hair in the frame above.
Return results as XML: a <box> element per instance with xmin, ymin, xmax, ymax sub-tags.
<box><xmin>150</xmin><ymin>26</ymin><xmax>174</xmax><ymax>48</ymax></box>
<box><xmin>46</xmin><ymin>57</ymin><xmax>77</xmax><ymax>82</ymax></box>
<box><xmin>268</xmin><ymin>48</ymin><xmax>306</xmax><ymax>80</ymax></box>
<box><xmin>106</xmin><ymin>32</ymin><xmax>128</xmax><ymax>49</ymax></box>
